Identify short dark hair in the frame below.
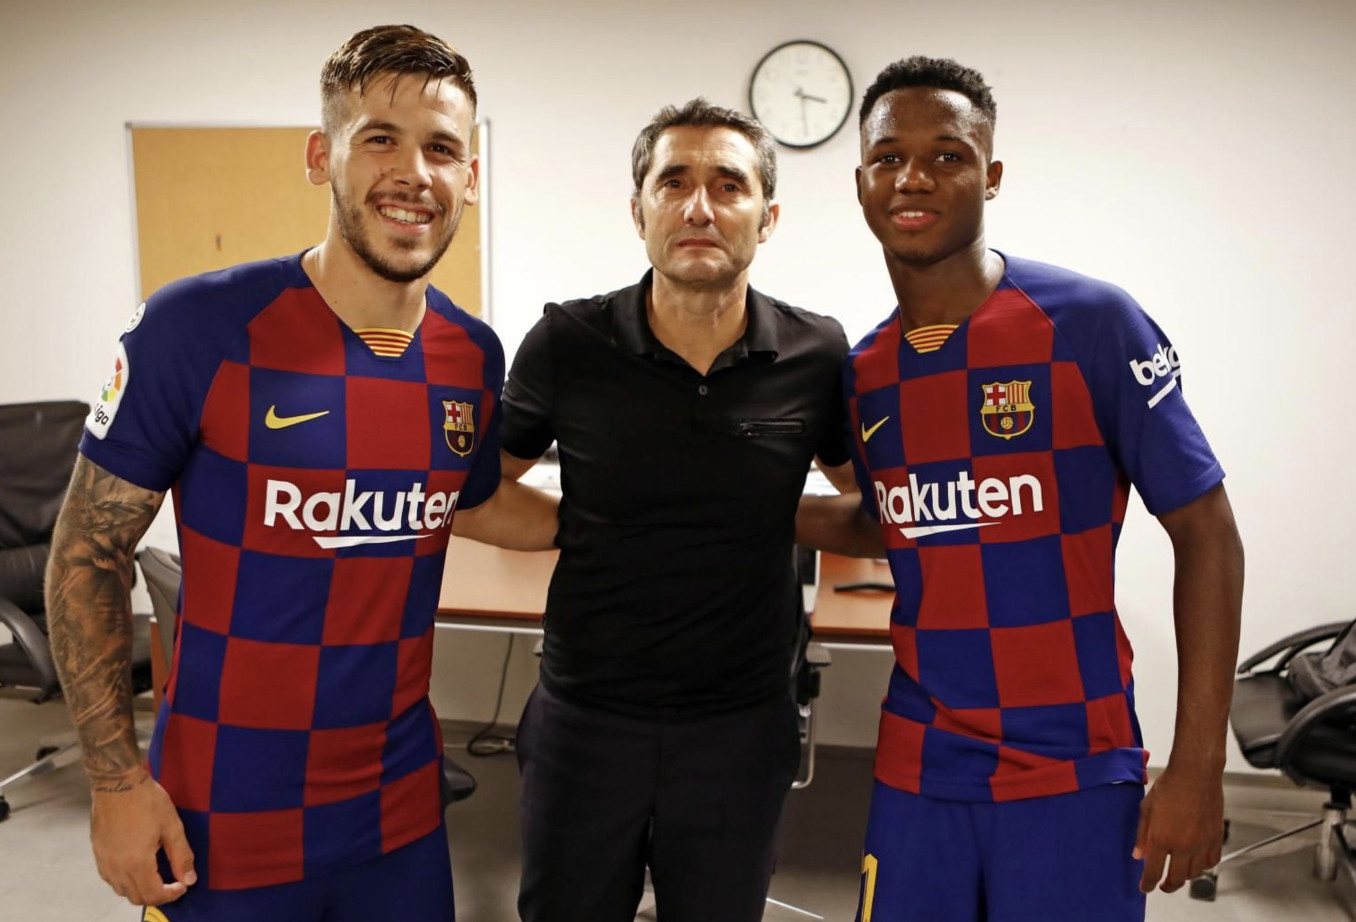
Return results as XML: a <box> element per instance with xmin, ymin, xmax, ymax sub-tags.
<box><xmin>320</xmin><ymin>24</ymin><xmax>476</xmax><ymax>133</ymax></box>
<box><xmin>858</xmin><ymin>56</ymin><xmax>996</xmax><ymax>128</ymax></box>
<box><xmin>631</xmin><ymin>98</ymin><xmax>778</xmax><ymax>203</ymax></box>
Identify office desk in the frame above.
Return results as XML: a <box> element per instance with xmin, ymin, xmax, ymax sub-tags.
<box><xmin>437</xmin><ymin>536</ymin><xmax>895</xmax><ymax>645</ymax></box>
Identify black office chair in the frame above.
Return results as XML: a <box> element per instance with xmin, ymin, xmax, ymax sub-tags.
<box><xmin>135</xmin><ymin>545</ymin><xmax>476</xmax><ymax>808</ymax></box>
<box><xmin>790</xmin><ymin>545</ymin><xmax>831</xmax><ymax>791</ymax></box>
<box><xmin>0</xmin><ymin>400</ymin><xmax>153</xmax><ymax>821</ymax></box>
<box><xmin>1190</xmin><ymin>620</ymin><xmax>1356</xmax><ymax>900</ymax></box>
<box><xmin>136</xmin><ymin>545</ymin><xmax>181</xmax><ymax>683</ymax></box>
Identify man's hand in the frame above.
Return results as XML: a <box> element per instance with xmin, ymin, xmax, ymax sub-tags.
<box><xmin>90</xmin><ymin>769</ymin><xmax>196</xmax><ymax>906</ymax></box>
<box><xmin>1132</xmin><ymin>763</ymin><xmax>1225</xmax><ymax>893</ymax></box>
<box><xmin>1136</xmin><ymin>483</ymin><xmax>1242</xmax><ymax>893</ymax></box>
<box><xmin>795</xmin><ymin>459</ymin><xmax>884</xmax><ymax>557</ymax></box>
<box><xmin>45</xmin><ymin>456</ymin><xmax>183</xmax><ymax>904</ymax></box>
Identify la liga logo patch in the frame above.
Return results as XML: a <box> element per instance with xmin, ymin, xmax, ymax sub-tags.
<box><xmin>86</xmin><ymin>342</ymin><xmax>130</xmax><ymax>440</ymax></box>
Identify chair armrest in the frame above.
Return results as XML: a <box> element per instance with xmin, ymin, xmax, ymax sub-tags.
<box><xmin>1273</xmin><ymin>683</ymin><xmax>1356</xmax><ymax>768</ymax></box>
<box><xmin>0</xmin><ymin>596</ymin><xmax>61</xmax><ymax>702</ymax></box>
<box><xmin>0</xmin><ymin>543</ymin><xmax>48</xmax><ymax>613</ymax></box>
<box><xmin>795</xmin><ymin>643</ymin><xmax>831</xmax><ymax>706</ymax></box>
<box><xmin>1238</xmin><ymin>621</ymin><xmax>1349</xmax><ymax>675</ymax></box>
<box><xmin>804</xmin><ymin>642</ymin><xmax>831</xmax><ymax>669</ymax></box>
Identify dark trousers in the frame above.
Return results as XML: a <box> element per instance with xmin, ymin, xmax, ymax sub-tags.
<box><xmin>516</xmin><ymin>683</ymin><xmax>801</xmax><ymax>922</ymax></box>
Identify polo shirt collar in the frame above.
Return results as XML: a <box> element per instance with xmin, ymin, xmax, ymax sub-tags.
<box><xmin>613</xmin><ymin>269</ymin><xmax>780</xmax><ymax>364</ymax></box>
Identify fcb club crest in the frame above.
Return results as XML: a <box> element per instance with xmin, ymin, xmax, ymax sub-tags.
<box><xmin>443</xmin><ymin>399</ymin><xmax>476</xmax><ymax>456</ymax></box>
<box><xmin>980</xmin><ymin>380</ymin><xmax>1035</xmax><ymax>440</ymax></box>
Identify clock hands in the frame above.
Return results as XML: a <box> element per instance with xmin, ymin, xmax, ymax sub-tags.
<box><xmin>794</xmin><ymin>86</ymin><xmax>829</xmax><ymax>135</ymax></box>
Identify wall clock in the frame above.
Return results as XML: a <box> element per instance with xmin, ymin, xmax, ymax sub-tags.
<box><xmin>749</xmin><ymin>40</ymin><xmax>853</xmax><ymax>149</ymax></box>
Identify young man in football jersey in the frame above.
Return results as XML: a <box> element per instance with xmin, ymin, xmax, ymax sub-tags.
<box><xmin>45</xmin><ymin>24</ymin><xmax>555</xmax><ymax>921</ymax></box>
<box><xmin>837</xmin><ymin>57</ymin><xmax>1244</xmax><ymax>921</ymax></box>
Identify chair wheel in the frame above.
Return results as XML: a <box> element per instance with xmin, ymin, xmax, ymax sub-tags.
<box><xmin>35</xmin><ymin>745</ymin><xmax>59</xmax><ymax>760</ymax></box>
<box><xmin>1189</xmin><ymin>872</ymin><xmax>1217</xmax><ymax>901</ymax></box>
<box><xmin>0</xmin><ymin>797</ymin><xmax>10</xmax><ymax>822</ymax></box>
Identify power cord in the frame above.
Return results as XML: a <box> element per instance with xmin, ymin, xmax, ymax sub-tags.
<box><xmin>466</xmin><ymin>634</ymin><xmax>518</xmax><ymax>757</ymax></box>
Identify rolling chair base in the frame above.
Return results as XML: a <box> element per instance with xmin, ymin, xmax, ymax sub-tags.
<box><xmin>0</xmin><ymin>720</ymin><xmax>155</xmax><ymax>823</ymax></box>
<box><xmin>0</xmin><ymin>737</ymin><xmax>83</xmax><ymax>822</ymax></box>
<box><xmin>1190</xmin><ymin>799</ymin><xmax>1356</xmax><ymax>900</ymax></box>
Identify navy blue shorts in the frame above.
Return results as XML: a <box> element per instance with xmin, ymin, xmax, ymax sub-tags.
<box><xmin>856</xmin><ymin>781</ymin><xmax>1146</xmax><ymax>922</ymax></box>
<box><xmin>140</xmin><ymin>825</ymin><xmax>454</xmax><ymax>922</ymax></box>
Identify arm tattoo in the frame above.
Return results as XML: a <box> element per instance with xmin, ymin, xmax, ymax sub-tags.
<box><xmin>45</xmin><ymin>456</ymin><xmax>164</xmax><ymax>792</ymax></box>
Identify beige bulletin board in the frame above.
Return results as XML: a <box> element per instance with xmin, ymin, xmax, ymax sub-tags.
<box><xmin>129</xmin><ymin>124</ymin><xmax>486</xmax><ymax>318</ymax></box>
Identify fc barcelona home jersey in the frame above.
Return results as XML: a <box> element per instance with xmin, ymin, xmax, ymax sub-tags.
<box><xmin>80</xmin><ymin>253</ymin><xmax>503</xmax><ymax>888</ymax></box>
<box><xmin>844</xmin><ymin>253</ymin><xmax>1223</xmax><ymax>803</ymax></box>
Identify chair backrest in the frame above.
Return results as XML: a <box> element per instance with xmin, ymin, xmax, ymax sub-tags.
<box><xmin>0</xmin><ymin>401</ymin><xmax>89</xmax><ymax>700</ymax></box>
<box><xmin>0</xmin><ymin>401</ymin><xmax>89</xmax><ymax>551</ymax></box>
<box><xmin>137</xmin><ymin>547</ymin><xmax>182</xmax><ymax>670</ymax></box>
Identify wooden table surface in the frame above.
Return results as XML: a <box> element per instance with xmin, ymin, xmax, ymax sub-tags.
<box><xmin>438</xmin><ymin>536</ymin><xmax>894</xmax><ymax>642</ymax></box>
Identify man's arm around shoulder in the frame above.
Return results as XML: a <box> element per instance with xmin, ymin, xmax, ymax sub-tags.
<box><xmin>46</xmin><ymin>455</ymin><xmax>196</xmax><ymax>906</ymax></box>
<box><xmin>451</xmin><ymin>450</ymin><xmax>558</xmax><ymax>551</ymax></box>
<box><xmin>795</xmin><ymin>460</ymin><xmax>885</xmax><ymax>558</ymax></box>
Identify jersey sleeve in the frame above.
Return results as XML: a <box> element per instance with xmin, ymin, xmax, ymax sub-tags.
<box><xmin>455</xmin><ymin>325</ymin><xmax>505</xmax><ymax>511</ymax></box>
<box><xmin>501</xmin><ymin>307</ymin><xmax>557</xmax><ymax>460</ymax></box>
<box><xmin>79</xmin><ymin>283</ymin><xmax>235</xmax><ymax>493</ymax></box>
<box><xmin>1070</xmin><ymin>289</ymin><xmax>1224</xmax><ymax>516</ymax></box>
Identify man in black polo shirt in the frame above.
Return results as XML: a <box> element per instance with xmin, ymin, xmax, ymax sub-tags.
<box><xmin>501</xmin><ymin>98</ymin><xmax>854</xmax><ymax>922</ymax></box>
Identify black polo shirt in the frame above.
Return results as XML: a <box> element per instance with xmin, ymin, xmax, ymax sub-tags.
<box><xmin>502</xmin><ymin>271</ymin><xmax>849</xmax><ymax>719</ymax></box>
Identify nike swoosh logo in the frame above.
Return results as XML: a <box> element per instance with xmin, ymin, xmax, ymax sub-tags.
<box><xmin>265</xmin><ymin>406</ymin><xmax>331</xmax><ymax>430</ymax></box>
<box><xmin>860</xmin><ymin>416</ymin><xmax>890</xmax><ymax>443</ymax></box>
<box><xmin>314</xmin><ymin>533</ymin><xmax>432</xmax><ymax>549</ymax></box>
<box><xmin>899</xmin><ymin>522</ymin><xmax>999</xmax><ymax>539</ymax></box>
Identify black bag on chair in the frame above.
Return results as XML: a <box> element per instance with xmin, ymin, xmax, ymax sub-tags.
<box><xmin>1290</xmin><ymin>622</ymin><xmax>1356</xmax><ymax>700</ymax></box>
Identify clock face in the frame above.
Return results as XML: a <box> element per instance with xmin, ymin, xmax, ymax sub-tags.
<box><xmin>749</xmin><ymin>40</ymin><xmax>854</xmax><ymax>149</ymax></box>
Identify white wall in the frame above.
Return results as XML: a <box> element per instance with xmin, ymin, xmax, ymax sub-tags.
<box><xmin>3</xmin><ymin>0</ymin><xmax>1353</xmax><ymax>769</ymax></box>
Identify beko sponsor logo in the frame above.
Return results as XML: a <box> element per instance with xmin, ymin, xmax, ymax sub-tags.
<box><xmin>1129</xmin><ymin>343</ymin><xmax>1181</xmax><ymax>408</ymax></box>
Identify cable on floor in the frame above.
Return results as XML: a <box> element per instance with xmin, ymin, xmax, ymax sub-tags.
<box><xmin>467</xmin><ymin>634</ymin><xmax>518</xmax><ymax>757</ymax></box>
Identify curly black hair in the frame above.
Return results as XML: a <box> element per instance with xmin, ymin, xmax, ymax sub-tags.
<box><xmin>858</xmin><ymin>56</ymin><xmax>996</xmax><ymax>128</ymax></box>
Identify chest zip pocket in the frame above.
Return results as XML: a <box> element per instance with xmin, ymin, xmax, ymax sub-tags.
<box><xmin>736</xmin><ymin>419</ymin><xmax>806</xmax><ymax>437</ymax></box>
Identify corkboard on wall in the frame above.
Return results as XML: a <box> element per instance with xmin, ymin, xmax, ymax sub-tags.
<box><xmin>129</xmin><ymin>125</ymin><xmax>484</xmax><ymax>317</ymax></box>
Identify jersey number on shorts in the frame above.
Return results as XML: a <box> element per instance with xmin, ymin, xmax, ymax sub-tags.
<box><xmin>858</xmin><ymin>853</ymin><xmax>879</xmax><ymax>922</ymax></box>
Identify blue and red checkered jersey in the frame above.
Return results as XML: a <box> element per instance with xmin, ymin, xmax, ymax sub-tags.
<box><xmin>844</xmin><ymin>253</ymin><xmax>1224</xmax><ymax>803</ymax></box>
<box><xmin>79</xmin><ymin>253</ymin><xmax>503</xmax><ymax>889</ymax></box>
